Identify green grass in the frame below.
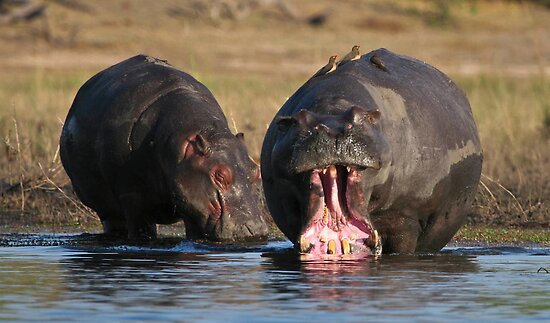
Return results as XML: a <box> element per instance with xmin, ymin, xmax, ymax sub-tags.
<box><xmin>454</xmin><ymin>226</ymin><xmax>550</xmax><ymax>244</ymax></box>
<box><xmin>0</xmin><ymin>70</ymin><xmax>92</xmax><ymax>165</ymax></box>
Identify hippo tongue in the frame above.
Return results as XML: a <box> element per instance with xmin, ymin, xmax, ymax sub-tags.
<box><xmin>299</xmin><ymin>165</ymin><xmax>381</xmax><ymax>256</ymax></box>
<box><xmin>320</xmin><ymin>165</ymin><xmax>345</xmax><ymax>227</ymax></box>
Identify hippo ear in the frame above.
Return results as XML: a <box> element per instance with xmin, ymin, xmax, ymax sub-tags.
<box><xmin>275</xmin><ymin>116</ymin><xmax>295</xmax><ymax>132</ymax></box>
<box><xmin>276</xmin><ymin>110</ymin><xmax>316</xmax><ymax>132</ymax></box>
<box><xmin>293</xmin><ymin>109</ymin><xmax>316</xmax><ymax>125</ymax></box>
<box><xmin>235</xmin><ymin>132</ymin><xmax>245</xmax><ymax>141</ymax></box>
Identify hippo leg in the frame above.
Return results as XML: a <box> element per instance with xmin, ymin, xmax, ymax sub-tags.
<box><xmin>119</xmin><ymin>192</ymin><xmax>158</xmax><ymax>240</ymax></box>
<box><xmin>101</xmin><ymin>216</ymin><xmax>128</xmax><ymax>237</ymax></box>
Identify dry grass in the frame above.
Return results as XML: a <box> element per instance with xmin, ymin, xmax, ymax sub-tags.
<box><xmin>457</xmin><ymin>75</ymin><xmax>550</xmax><ymax>227</ymax></box>
<box><xmin>1</xmin><ymin>0</ymin><xmax>549</xmax><ymax>232</ymax></box>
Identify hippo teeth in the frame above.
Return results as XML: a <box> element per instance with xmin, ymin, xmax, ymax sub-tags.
<box><xmin>327</xmin><ymin>240</ymin><xmax>336</xmax><ymax>254</ymax></box>
<box><xmin>298</xmin><ymin>165</ymin><xmax>381</xmax><ymax>256</ymax></box>
<box><xmin>341</xmin><ymin>238</ymin><xmax>351</xmax><ymax>254</ymax></box>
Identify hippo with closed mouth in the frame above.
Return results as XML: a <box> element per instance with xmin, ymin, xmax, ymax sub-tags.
<box><xmin>60</xmin><ymin>54</ymin><xmax>269</xmax><ymax>241</ymax></box>
<box><xmin>261</xmin><ymin>48</ymin><xmax>482</xmax><ymax>255</ymax></box>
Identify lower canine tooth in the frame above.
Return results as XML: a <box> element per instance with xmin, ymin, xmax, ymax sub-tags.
<box><xmin>323</xmin><ymin>205</ymin><xmax>329</xmax><ymax>224</ymax></box>
<box><xmin>366</xmin><ymin>232</ymin><xmax>376</xmax><ymax>248</ymax></box>
<box><xmin>327</xmin><ymin>240</ymin><xmax>336</xmax><ymax>254</ymax></box>
<box><xmin>299</xmin><ymin>236</ymin><xmax>311</xmax><ymax>253</ymax></box>
<box><xmin>342</xmin><ymin>239</ymin><xmax>350</xmax><ymax>254</ymax></box>
<box><xmin>347</xmin><ymin>166</ymin><xmax>351</xmax><ymax>172</ymax></box>
<box><xmin>373</xmin><ymin>230</ymin><xmax>382</xmax><ymax>255</ymax></box>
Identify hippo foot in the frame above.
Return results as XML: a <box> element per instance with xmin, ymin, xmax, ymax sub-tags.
<box><xmin>296</xmin><ymin>165</ymin><xmax>382</xmax><ymax>256</ymax></box>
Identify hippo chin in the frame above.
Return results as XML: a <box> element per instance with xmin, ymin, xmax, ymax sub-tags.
<box><xmin>60</xmin><ymin>54</ymin><xmax>269</xmax><ymax>241</ymax></box>
<box><xmin>261</xmin><ymin>48</ymin><xmax>482</xmax><ymax>255</ymax></box>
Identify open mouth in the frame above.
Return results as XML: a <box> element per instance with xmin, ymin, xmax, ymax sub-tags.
<box><xmin>298</xmin><ymin>165</ymin><xmax>381</xmax><ymax>256</ymax></box>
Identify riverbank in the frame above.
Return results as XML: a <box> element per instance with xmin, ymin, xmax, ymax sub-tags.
<box><xmin>1</xmin><ymin>209</ymin><xmax>548</xmax><ymax>247</ymax></box>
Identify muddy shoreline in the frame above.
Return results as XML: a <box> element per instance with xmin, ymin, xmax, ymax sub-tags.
<box><xmin>1</xmin><ymin>232</ymin><xmax>548</xmax><ymax>250</ymax></box>
<box><xmin>1</xmin><ymin>221</ymin><xmax>548</xmax><ymax>248</ymax></box>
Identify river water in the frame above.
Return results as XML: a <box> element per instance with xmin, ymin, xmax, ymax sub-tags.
<box><xmin>0</xmin><ymin>234</ymin><xmax>548</xmax><ymax>322</ymax></box>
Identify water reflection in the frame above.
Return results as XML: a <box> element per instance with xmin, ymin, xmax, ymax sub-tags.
<box><xmin>63</xmin><ymin>251</ymin><xmax>207</xmax><ymax>307</ymax></box>
<box><xmin>261</xmin><ymin>250</ymin><xmax>480</xmax><ymax>313</ymax></box>
<box><xmin>0</xmin><ymin>237</ymin><xmax>549</xmax><ymax>321</ymax></box>
<box><xmin>58</xmin><ymin>245</ymin><xmax>481</xmax><ymax>317</ymax></box>
<box><xmin>61</xmin><ymin>247</ymin><xmax>274</xmax><ymax>317</ymax></box>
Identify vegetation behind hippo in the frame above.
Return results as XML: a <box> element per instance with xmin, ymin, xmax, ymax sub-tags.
<box><xmin>0</xmin><ymin>1</ymin><xmax>548</xmax><ymax>243</ymax></box>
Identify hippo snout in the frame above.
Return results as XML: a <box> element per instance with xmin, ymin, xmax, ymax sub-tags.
<box><xmin>215</xmin><ymin>219</ymin><xmax>269</xmax><ymax>242</ymax></box>
<box><xmin>209</xmin><ymin>210</ymin><xmax>269</xmax><ymax>242</ymax></box>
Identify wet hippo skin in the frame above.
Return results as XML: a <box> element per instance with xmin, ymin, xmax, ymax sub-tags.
<box><xmin>261</xmin><ymin>48</ymin><xmax>482</xmax><ymax>255</ymax></box>
<box><xmin>60</xmin><ymin>55</ymin><xmax>269</xmax><ymax>241</ymax></box>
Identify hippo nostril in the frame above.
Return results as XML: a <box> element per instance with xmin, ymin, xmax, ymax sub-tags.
<box><xmin>244</xmin><ymin>224</ymin><xmax>254</xmax><ymax>237</ymax></box>
<box><xmin>212</xmin><ymin>165</ymin><xmax>233</xmax><ymax>191</ymax></box>
<box><xmin>215</xmin><ymin>190</ymin><xmax>225</xmax><ymax>219</ymax></box>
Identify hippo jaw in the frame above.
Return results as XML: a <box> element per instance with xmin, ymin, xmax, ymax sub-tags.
<box><xmin>176</xmin><ymin>182</ymin><xmax>268</xmax><ymax>242</ymax></box>
<box><xmin>297</xmin><ymin>164</ymin><xmax>382</xmax><ymax>256</ymax></box>
<box><xmin>203</xmin><ymin>184</ymin><xmax>269</xmax><ymax>242</ymax></box>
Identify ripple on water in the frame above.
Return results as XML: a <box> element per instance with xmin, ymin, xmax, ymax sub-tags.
<box><xmin>0</xmin><ymin>234</ymin><xmax>548</xmax><ymax>322</ymax></box>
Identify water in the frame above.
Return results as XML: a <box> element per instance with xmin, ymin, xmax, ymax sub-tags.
<box><xmin>0</xmin><ymin>235</ymin><xmax>549</xmax><ymax>322</ymax></box>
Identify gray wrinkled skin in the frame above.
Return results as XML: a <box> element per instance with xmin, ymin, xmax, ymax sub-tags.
<box><xmin>60</xmin><ymin>55</ymin><xmax>269</xmax><ymax>241</ymax></box>
<box><xmin>261</xmin><ymin>48</ymin><xmax>482</xmax><ymax>253</ymax></box>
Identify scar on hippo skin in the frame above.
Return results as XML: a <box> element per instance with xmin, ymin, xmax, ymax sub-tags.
<box><xmin>261</xmin><ymin>48</ymin><xmax>482</xmax><ymax>256</ymax></box>
<box><xmin>60</xmin><ymin>54</ymin><xmax>269</xmax><ymax>241</ymax></box>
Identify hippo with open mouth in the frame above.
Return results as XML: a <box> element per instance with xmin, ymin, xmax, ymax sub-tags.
<box><xmin>261</xmin><ymin>48</ymin><xmax>482</xmax><ymax>255</ymax></box>
<box><xmin>60</xmin><ymin>55</ymin><xmax>269</xmax><ymax>241</ymax></box>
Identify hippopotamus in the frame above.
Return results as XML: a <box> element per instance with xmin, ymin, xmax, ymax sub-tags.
<box><xmin>60</xmin><ymin>54</ymin><xmax>269</xmax><ymax>241</ymax></box>
<box><xmin>261</xmin><ymin>48</ymin><xmax>482</xmax><ymax>255</ymax></box>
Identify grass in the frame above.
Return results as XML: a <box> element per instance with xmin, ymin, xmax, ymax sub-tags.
<box><xmin>454</xmin><ymin>226</ymin><xmax>550</xmax><ymax>245</ymax></box>
<box><xmin>2</xmin><ymin>71</ymin><xmax>548</xmax><ymax>229</ymax></box>
<box><xmin>0</xmin><ymin>0</ymin><xmax>549</xmax><ymax>241</ymax></box>
<box><xmin>457</xmin><ymin>75</ymin><xmax>550</xmax><ymax>227</ymax></box>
